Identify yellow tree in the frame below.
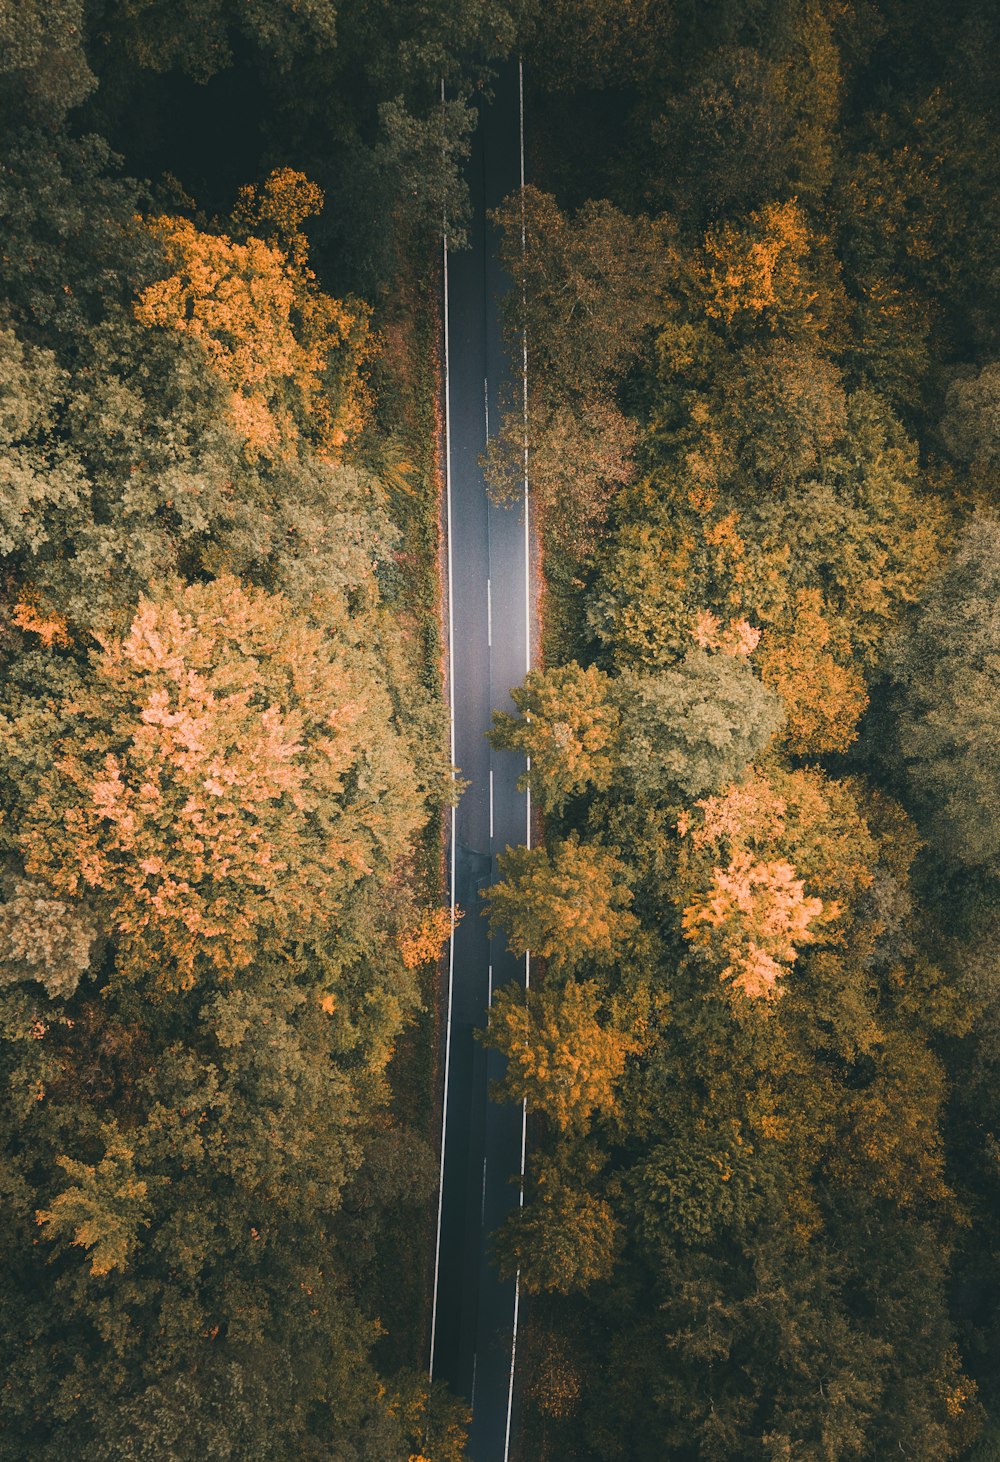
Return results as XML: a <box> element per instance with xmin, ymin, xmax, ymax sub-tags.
<box><xmin>681</xmin><ymin>851</ymin><xmax>830</xmax><ymax>1001</ymax></box>
<box><xmin>676</xmin><ymin>769</ymin><xmax>877</xmax><ymax>1002</ymax></box>
<box><xmin>9</xmin><ymin>575</ymin><xmax>424</xmax><ymax>989</ymax></box>
<box><xmin>136</xmin><ymin>170</ymin><xmax>370</xmax><ymax>461</ymax></box>
<box><xmin>696</xmin><ymin>199</ymin><xmax>846</xmax><ymax>341</ymax></box>
<box><xmin>489</xmin><ymin>661</ymin><xmax>622</xmax><ymax>813</ymax></box>
<box><xmin>483</xmin><ymin>979</ymin><xmax>646</xmax><ymax>1133</ymax></box>
<box><xmin>35</xmin><ymin>1127</ymin><xmax>150</xmax><ymax>1277</ymax></box>
<box><xmin>756</xmin><ymin>589</ymin><xmax>869</xmax><ymax>755</ymax></box>
<box><xmin>398</xmin><ymin>907</ymin><xmax>461</xmax><ymax>970</ymax></box>
<box><xmin>486</xmin><ymin>835</ymin><xmax>639</xmax><ymax>975</ymax></box>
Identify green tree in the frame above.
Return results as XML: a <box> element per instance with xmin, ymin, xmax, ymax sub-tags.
<box><xmin>570</xmin><ymin>772</ymin><xmax>976</xmax><ymax>1457</ymax></box>
<box><xmin>135</xmin><ymin>174</ymin><xmax>373</xmax><ymax>462</ymax></box>
<box><xmin>593</xmin><ymin>355</ymin><xmax>942</xmax><ymax>676</ymax></box>
<box><xmin>495</xmin><ymin>191</ymin><xmax>673</xmax><ymax>403</ymax></box>
<box><xmin>493</xmin><ymin>1150</ymin><xmax>618</xmax><ymax>1296</ymax></box>
<box><xmin>884</xmin><ymin>511</ymin><xmax>1000</xmax><ymax>870</ymax></box>
<box><xmin>35</xmin><ymin>1126</ymin><xmax>152</xmax><ymax>1277</ymax></box>
<box><xmin>522</xmin><ymin>0</ymin><xmax>669</xmax><ymax>91</ymax></box>
<box><xmin>0</xmin><ymin>939</ymin><xmax>436</xmax><ymax>1456</ymax></box>
<box><xmin>655</xmin><ymin>47</ymin><xmax>800</xmax><ymax>222</ymax></box>
<box><xmin>941</xmin><ymin>362</ymin><xmax>1000</xmax><ymax>476</ymax></box>
<box><xmin>615</xmin><ymin>651</ymin><xmax>784</xmax><ymax>802</ymax></box>
<box><xmin>88</xmin><ymin>0</ymin><xmax>340</xmax><ymax>83</ymax></box>
<box><xmin>0</xmin><ymin>148</ymin><xmax>405</xmax><ymax>629</ymax></box>
<box><xmin>489</xmin><ymin>186</ymin><xmax>675</xmax><ymax>552</ymax></box>
<box><xmin>0</xmin><ymin>877</ymin><xmax>97</xmax><ymax>1001</ymax></box>
<box><xmin>0</xmin><ymin>0</ymin><xmax>95</xmax><ymax>123</ymax></box>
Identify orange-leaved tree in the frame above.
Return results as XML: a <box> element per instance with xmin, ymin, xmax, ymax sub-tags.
<box><xmin>696</xmin><ymin>198</ymin><xmax>846</xmax><ymax>340</ymax></box>
<box><xmin>756</xmin><ymin>588</ymin><xmax>869</xmax><ymax>755</ymax></box>
<box><xmin>483</xmin><ymin>979</ymin><xmax>648</xmax><ymax>1133</ymax></box>
<box><xmin>135</xmin><ymin>170</ymin><xmax>370</xmax><ymax>461</ymax></box>
<box><xmin>10</xmin><ymin>575</ymin><xmax>424</xmax><ymax>989</ymax></box>
<box><xmin>676</xmin><ymin>770</ymin><xmax>870</xmax><ymax>1002</ymax></box>
<box><xmin>399</xmin><ymin>906</ymin><xmax>462</xmax><ymax>970</ymax></box>
<box><xmin>681</xmin><ymin>852</ymin><xmax>829</xmax><ymax>1001</ymax></box>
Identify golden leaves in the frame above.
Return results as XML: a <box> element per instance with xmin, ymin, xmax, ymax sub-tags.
<box><xmin>488</xmin><ymin>836</ymin><xmax>638</xmax><ymax>974</ymax></box>
<box><xmin>682</xmin><ymin>851</ymin><xmax>830</xmax><ymax>1001</ymax></box>
<box><xmin>691</xmin><ymin>608</ymin><xmax>760</xmax><ymax>657</ymax></box>
<box><xmin>679</xmin><ymin>773</ymin><xmax>787</xmax><ymax>851</ymax></box>
<box><xmin>757</xmin><ymin>589</ymin><xmax>869</xmax><ymax>755</ymax></box>
<box><xmin>488</xmin><ymin>979</ymin><xmax>645</xmax><ymax>1132</ymax></box>
<box><xmin>16</xmin><ymin>577</ymin><xmax>385</xmax><ymax>989</ymax></box>
<box><xmin>135</xmin><ymin>172</ymin><xmax>371</xmax><ymax>461</ymax></box>
<box><xmin>12</xmin><ymin>588</ymin><xmax>72</xmax><ymax>648</ymax></box>
<box><xmin>699</xmin><ymin>200</ymin><xmax>818</xmax><ymax>328</ymax></box>
<box><xmin>398</xmin><ymin>906</ymin><xmax>462</xmax><ymax>970</ymax></box>
<box><xmin>232</xmin><ymin>167</ymin><xmax>325</xmax><ymax>267</ymax></box>
<box><xmin>678</xmin><ymin>772</ymin><xmax>853</xmax><ymax>1002</ymax></box>
<box><xmin>35</xmin><ymin>1131</ymin><xmax>150</xmax><ymax>1277</ymax></box>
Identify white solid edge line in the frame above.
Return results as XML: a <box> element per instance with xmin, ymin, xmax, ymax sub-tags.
<box><xmin>503</xmin><ymin>53</ymin><xmax>530</xmax><ymax>1462</ymax></box>
<box><xmin>429</xmin><ymin>85</ymin><xmax>458</xmax><ymax>1378</ymax></box>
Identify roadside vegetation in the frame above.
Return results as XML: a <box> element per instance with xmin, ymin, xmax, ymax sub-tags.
<box><xmin>483</xmin><ymin>3</ymin><xmax>1000</xmax><ymax>1458</ymax></box>
<box><xmin>0</xmin><ymin>5</ymin><xmax>504</xmax><ymax>1456</ymax></box>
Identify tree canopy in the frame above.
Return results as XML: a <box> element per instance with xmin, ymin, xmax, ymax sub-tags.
<box><xmin>5</xmin><ymin>0</ymin><xmax>1000</xmax><ymax>1455</ymax></box>
<box><xmin>482</xmin><ymin>5</ymin><xmax>1000</xmax><ymax>1455</ymax></box>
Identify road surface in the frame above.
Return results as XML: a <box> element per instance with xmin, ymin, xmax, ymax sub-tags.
<box><xmin>429</xmin><ymin>61</ymin><xmax>532</xmax><ymax>1462</ymax></box>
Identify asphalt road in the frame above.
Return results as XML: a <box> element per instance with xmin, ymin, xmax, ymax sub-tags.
<box><xmin>429</xmin><ymin>62</ymin><xmax>532</xmax><ymax>1462</ymax></box>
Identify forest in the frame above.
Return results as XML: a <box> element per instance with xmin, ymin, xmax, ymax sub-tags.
<box><xmin>1</xmin><ymin>1</ymin><xmax>999</xmax><ymax>1459</ymax></box>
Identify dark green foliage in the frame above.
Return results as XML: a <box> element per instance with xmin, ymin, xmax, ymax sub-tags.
<box><xmin>941</xmin><ymin>363</ymin><xmax>1000</xmax><ymax>474</ymax></box>
<box><xmin>88</xmin><ymin>0</ymin><xmax>339</xmax><ymax>84</ymax></box>
<box><xmin>0</xmin><ymin>0</ymin><xmax>95</xmax><ymax>124</ymax></box>
<box><xmin>81</xmin><ymin>0</ymin><xmax>529</xmax><ymax>292</ymax></box>
<box><xmin>0</xmin><ymin>130</ymin><xmax>161</xmax><ymax>349</ymax></box>
<box><xmin>614</xmin><ymin>653</ymin><xmax>783</xmax><ymax>800</ymax></box>
<box><xmin>884</xmin><ymin>512</ymin><xmax>1000</xmax><ymax>870</ymax></box>
<box><xmin>655</xmin><ymin>46</ymin><xmax>799</xmax><ymax>222</ymax></box>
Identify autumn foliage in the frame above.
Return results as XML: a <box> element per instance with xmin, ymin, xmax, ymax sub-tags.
<box><xmin>35</xmin><ymin>1129</ymin><xmax>150</xmax><ymax>1277</ymax></box>
<box><xmin>681</xmin><ymin>850</ymin><xmax>829</xmax><ymax>1001</ymax></box>
<box><xmin>675</xmin><ymin>769</ymin><xmax>881</xmax><ymax>999</ymax></box>
<box><xmin>485</xmin><ymin>979</ymin><xmax>643</xmax><ymax>1131</ymax></box>
<box><xmin>757</xmin><ymin>589</ymin><xmax>869</xmax><ymax>755</ymax></box>
<box><xmin>3</xmin><ymin>0</ymin><xmax>999</xmax><ymax>1454</ymax></box>
<box><xmin>136</xmin><ymin>171</ymin><xmax>371</xmax><ymax>460</ymax></box>
<box><xmin>487</xmin><ymin>835</ymin><xmax>638</xmax><ymax>973</ymax></box>
<box><xmin>697</xmin><ymin>199</ymin><xmax>844</xmax><ymax>339</ymax></box>
<box><xmin>490</xmin><ymin>661</ymin><xmax>622</xmax><ymax>812</ymax></box>
<box><xmin>11</xmin><ymin>576</ymin><xmax>422</xmax><ymax>988</ymax></box>
<box><xmin>399</xmin><ymin>906</ymin><xmax>462</xmax><ymax>970</ymax></box>
<box><xmin>12</xmin><ymin>587</ymin><xmax>72</xmax><ymax>648</ymax></box>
